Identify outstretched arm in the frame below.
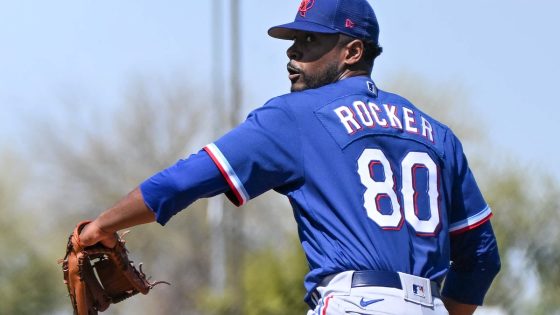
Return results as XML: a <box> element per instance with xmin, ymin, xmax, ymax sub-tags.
<box><xmin>79</xmin><ymin>187</ymin><xmax>156</xmax><ymax>247</ymax></box>
<box><xmin>78</xmin><ymin>149</ymin><xmax>230</xmax><ymax>247</ymax></box>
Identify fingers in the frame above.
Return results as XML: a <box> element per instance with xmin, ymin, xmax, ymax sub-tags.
<box><xmin>79</xmin><ymin>220</ymin><xmax>118</xmax><ymax>248</ymax></box>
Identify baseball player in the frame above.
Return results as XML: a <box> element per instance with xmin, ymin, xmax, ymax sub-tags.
<box><xmin>78</xmin><ymin>0</ymin><xmax>501</xmax><ymax>314</ymax></box>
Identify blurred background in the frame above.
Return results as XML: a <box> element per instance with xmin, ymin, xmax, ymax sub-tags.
<box><xmin>1</xmin><ymin>0</ymin><xmax>559</xmax><ymax>314</ymax></box>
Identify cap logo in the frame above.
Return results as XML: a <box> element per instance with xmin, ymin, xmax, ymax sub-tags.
<box><xmin>345</xmin><ymin>18</ymin><xmax>355</xmax><ymax>28</ymax></box>
<box><xmin>298</xmin><ymin>0</ymin><xmax>315</xmax><ymax>17</ymax></box>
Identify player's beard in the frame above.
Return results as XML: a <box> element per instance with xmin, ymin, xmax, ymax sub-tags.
<box><xmin>290</xmin><ymin>60</ymin><xmax>340</xmax><ymax>92</ymax></box>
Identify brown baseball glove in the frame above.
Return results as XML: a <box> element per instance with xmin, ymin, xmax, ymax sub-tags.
<box><xmin>59</xmin><ymin>221</ymin><xmax>169</xmax><ymax>314</ymax></box>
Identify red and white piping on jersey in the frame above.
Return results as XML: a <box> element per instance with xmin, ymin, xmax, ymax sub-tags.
<box><xmin>449</xmin><ymin>205</ymin><xmax>493</xmax><ymax>235</ymax></box>
<box><xmin>204</xmin><ymin>143</ymin><xmax>249</xmax><ymax>206</ymax></box>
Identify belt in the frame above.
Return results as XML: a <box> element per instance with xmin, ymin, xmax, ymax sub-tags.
<box><xmin>352</xmin><ymin>270</ymin><xmax>441</xmax><ymax>298</ymax></box>
<box><xmin>307</xmin><ymin>270</ymin><xmax>441</xmax><ymax>309</ymax></box>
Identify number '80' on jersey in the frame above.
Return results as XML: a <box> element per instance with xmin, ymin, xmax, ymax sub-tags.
<box><xmin>204</xmin><ymin>76</ymin><xmax>492</xmax><ymax>298</ymax></box>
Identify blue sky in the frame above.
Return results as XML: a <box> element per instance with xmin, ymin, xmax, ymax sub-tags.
<box><xmin>1</xmin><ymin>0</ymin><xmax>559</xmax><ymax>178</ymax></box>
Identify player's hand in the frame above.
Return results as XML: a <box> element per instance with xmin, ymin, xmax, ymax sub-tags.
<box><xmin>79</xmin><ymin>220</ymin><xmax>118</xmax><ymax>248</ymax></box>
<box><xmin>442</xmin><ymin>296</ymin><xmax>477</xmax><ymax>315</ymax></box>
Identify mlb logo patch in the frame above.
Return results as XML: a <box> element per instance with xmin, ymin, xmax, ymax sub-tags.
<box><xmin>412</xmin><ymin>284</ymin><xmax>425</xmax><ymax>298</ymax></box>
<box><xmin>366</xmin><ymin>81</ymin><xmax>377</xmax><ymax>96</ymax></box>
<box><xmin>399</xmin><ymin>273</ymin><xmax>433</xmax><ymax>307</ymax></box>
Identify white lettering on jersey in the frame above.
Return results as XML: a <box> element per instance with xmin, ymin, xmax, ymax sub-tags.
<box><xmin>357</xmin><ymin>149</ymin><xmax>403</xmax><ymax>229</ymax></box>
<box><xmin>334</xmin><ymin>106</ymin><xmax>362</xmax><ymax>134</ymax></box>
<box><xmin>403</xmin><ymin>107</ymin><xmax>418</xmax><ymax>134</ymax></box>
<box><xmin>353</xmin><ymin>101</ymin><xmax>375</xmax><ymax>127</ymax></box>
<box><xmin>368</xmin><ymin>102</ymin><xmax>388</xmax><ymax>127</ymax></box>
<box><xmin>357</xmin><ymin>149</ymin><xmax>441</xmax><ymax>235</ymax></box>
<box><xmin>401</xmin><ymin>152</ymin><xmax>440</xmax><ymax>234</ymax></box>
<box><xmin>421</xmin><ymin>117</ymin><xmax>434</xmax><ymax>143</ymax></box>
<box><xmin>333</xmin><ymin>102</ymin><xmax>436</xmax><ymax>143</ymax></box>
<box><xmin>383</xmin><ymin>104</ymin><xmax>403</xmax><ymax>129</ymax></box>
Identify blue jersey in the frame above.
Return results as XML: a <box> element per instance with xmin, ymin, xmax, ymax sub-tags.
<box><xmin>140</xmin><ymin>75</ymin><xmax>495</xmax><ymax>304</ymax></box>
<box><xmin>202</xmin><ymin>76</ymin><xmax>492</xmax><ymax>294</ymax></box>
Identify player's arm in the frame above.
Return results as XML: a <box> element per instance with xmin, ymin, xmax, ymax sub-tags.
<box><xmin>80</xmin><ymin>150</ymin><xmax>230</xmax><ymax>247</ymax></box>
<box><xmin>441</xmin><ymin>220</ymin><xmax>501</xmax><ymax>315</ymax></box>
<box><xmin>81</xmin><ymin>98</ymin><xmax>301</xmax><ymax>247</ymax></box>
<box><xmin>79</xmin><ymin>187</ymin><xmax>155</xmax><ymax>247</ymax></box>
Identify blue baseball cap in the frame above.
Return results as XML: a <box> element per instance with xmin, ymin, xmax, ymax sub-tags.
<box><xmin>268</xmin><ymin>0</ymin><xmax>379</xmax><ymax>44</ymax></box>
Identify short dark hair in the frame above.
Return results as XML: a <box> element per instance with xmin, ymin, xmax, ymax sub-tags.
<box><xmin>363</xmin><ymin>41</ymin><xmax>383</xmax><ymax>67</ymax></box>
<box><xmin>339</xmin><ymin>35</ymin><xmax>383</xmax><ymax>71</ymax></box>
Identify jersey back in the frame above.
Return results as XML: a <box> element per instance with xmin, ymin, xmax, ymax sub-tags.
<box><xmin>206</xmin><ymin>76</ymin><xmax>492</xmax><ymax>296</ymax></box>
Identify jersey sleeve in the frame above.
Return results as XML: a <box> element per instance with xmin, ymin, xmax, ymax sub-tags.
<box><xmin>140</xmin><ymin>149</ymin><xmax>230</xmax><ymax>225</ymax></box>
<box><xmin>443</xmin><ymin>221</ymin><xmax>501</xmax><ymax>305</ymax></box>
<box><xmin>204</xmin><ymin>97</ymin><xmax>303</xmax><ymax>206</ymax></box>
<box><xmin>447</xmin><ymin>133</ymin><xmax>493</xmax><ymax>235</ymax></box>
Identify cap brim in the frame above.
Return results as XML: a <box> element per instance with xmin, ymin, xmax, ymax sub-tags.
<box><xmin>268</xmin><ymin>21</ymin><xmax>338</xmax><ymax>40</ymax></box>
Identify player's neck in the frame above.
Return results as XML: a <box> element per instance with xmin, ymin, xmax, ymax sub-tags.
<box><xmin>335</xmin><ymin>69</ymin><xmax>371</xmax><ymax>82</ymax></box>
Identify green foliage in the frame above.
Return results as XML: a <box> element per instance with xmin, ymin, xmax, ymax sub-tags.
<box><xmin>483</xmin><ymin>168</ymin><xmax>560</xmax><ymax>313</ymax></box>
<box><xmin>0</xmin><ymin>250</ymin><xmax>63</xmax><ymax>314</ymax></box>
<box><xmin>198</xmin><ymin>288</ymin><xmax>238</xmax><ymax>315</ymax></box>
<box><xmin>0</xmin><ymin>153</ymin><xmax>65</xmax><ymax>314</ymax></box>
<box><xmin>242</xmin><ymin>240</ymin><xmax>309</xmax><ymax>315</ymax></box>
<box><xmin>198</xmin><ymin>238</ymin><xmax>309</xmax><ymax>315</ymax></box>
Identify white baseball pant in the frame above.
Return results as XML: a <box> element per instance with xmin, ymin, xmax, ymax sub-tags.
<box><xmin>307</xmin><ymin>271</ymin><xmax>449</xmax><ymax>315</ymax></box>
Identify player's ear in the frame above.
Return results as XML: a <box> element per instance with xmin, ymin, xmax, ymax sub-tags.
<box><xmin>342</xmin><ymin>39</ymin><xmax>365</xmax><ymax>66</ymax></box>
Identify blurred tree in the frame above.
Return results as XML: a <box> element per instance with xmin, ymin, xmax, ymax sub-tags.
<box><xmin>242</xmin><ymin>237</ymin><xmax>309</xmax><ymax>315</ymax></box>
<box><xmin>37</xmin><ymin>78</ymin><xmax>299</xmax><ymax>314</ymax></box>
<box><xmin>36</xmin><ymin>79</ymin><xmax>216</xmax><ymax>315</ymax></box>
<box><xmin>484</xmin><ymin>170</ymin><xmax>560</xmax><ymax>315</ymax></box>
<box><xmin>0</xmin><ymin>152</ymin><xmax>63</xmax><ymax>314</ymax></box>
<box><xmin>198</xmin><ymin>236</ymin><xmax>308</xmax><ymax>315</ymax></box>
